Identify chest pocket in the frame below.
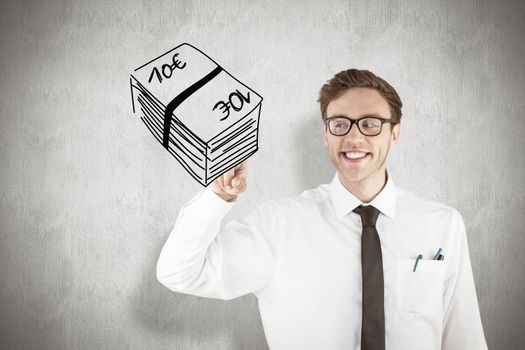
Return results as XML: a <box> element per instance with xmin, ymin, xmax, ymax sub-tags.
<box><xmin>396</xmin><ymin>259</ymin><xmax>445</xmax><ymax>316</ymax></box>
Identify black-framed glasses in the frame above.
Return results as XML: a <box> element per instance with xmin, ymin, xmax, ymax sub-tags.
<box><xmin>324</xmin><ymin>115</ymin><xmax>394</xmax><ymax>136</ymax></box>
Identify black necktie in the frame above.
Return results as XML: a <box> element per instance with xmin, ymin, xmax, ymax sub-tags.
<box><xmin>353</xmin><ymin>205</ymin><xmax>385</xmax><ymax>350</ymax></box>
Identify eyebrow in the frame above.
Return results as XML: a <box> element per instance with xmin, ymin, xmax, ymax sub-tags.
<box><xmin>327</xmin><ymin>113</ymin><xmax>384</xmax><ymax>119</ymax></box>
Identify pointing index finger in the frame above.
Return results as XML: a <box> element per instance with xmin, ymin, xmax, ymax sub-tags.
<box><xmin>223</xmin><ymin>167</ymin><xmax>236</xmax><ymax>189</ymax></box>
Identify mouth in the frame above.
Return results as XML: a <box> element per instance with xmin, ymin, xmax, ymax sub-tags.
<box><xmin>341</xmin><ymin>151</ymin><xmax>371</xmax><ymax>163</ymax></box>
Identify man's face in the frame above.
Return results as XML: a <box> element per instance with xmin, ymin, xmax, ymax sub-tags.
<box><xmin>323</xmin><ymin>87</ymin><xmax>400</xmax><ymax>188</ymax></box>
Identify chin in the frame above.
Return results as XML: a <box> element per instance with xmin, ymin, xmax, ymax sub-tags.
<box><xmin>338</xmin><ymin>170</ymin><xmax>367</xmax><ymax>184</ymax></box>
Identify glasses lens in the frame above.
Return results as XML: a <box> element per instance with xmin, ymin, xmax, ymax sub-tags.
<box><xmin>358</xmin><ymin>117</ymin><xmax>382</xmax><ymax>136</ymax></box>
<box><xmin>328</xmin><ymin>118</ymin><xmax>351</xmax><ymax>135</ymax></box>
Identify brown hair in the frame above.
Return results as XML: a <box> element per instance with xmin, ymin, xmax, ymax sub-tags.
<box><xmin>318</xmin><ymin>69</ymin><xmax>402</xmax><ymax>125</ymax></box>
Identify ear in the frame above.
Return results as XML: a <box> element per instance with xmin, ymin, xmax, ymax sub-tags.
<box><xmin>322</xmin><ymin>123</ymin><xmax>328</xmax><ymax>147</ymax></box>
<box><xmin>390</xmin><ymin>123</ymin><xmax>400</xmax><ymax>146</ymax></box>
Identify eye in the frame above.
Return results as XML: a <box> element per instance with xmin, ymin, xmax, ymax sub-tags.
<box><xmin>361</xmin><ymin>118</ymin><xmax>380</xmax><ymax>129</ymax></box>
<box><xmin>332</xmin><ymin>119</ymin><xmax>350</xmax><ymax>130</ymax></box>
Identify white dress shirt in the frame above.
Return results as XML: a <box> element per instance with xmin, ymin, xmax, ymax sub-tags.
<box><xmin>156</xmin><ymin>173</ymin><xmax>488</xmax><ymax>350</ymax></box>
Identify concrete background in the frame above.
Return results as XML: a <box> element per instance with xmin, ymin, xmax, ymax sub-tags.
<box><xmin>1</xmin><ymin>0</ymin><xmax>523</xmax><ymax>349</ymax></box>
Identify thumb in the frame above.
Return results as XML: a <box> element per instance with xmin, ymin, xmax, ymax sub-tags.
<box><xmin>231</xmin><ymin>176</ymin><xmax>247</xmax><ymax>193</ymax></box>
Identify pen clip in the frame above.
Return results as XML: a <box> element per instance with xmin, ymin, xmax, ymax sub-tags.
<box><xmin>413</xmin><ymin>254</ymin><xmax>423</xmax><ymax>272</ymax></box>
<box><xmin>433</xmin><ymin>248</ymin><xmax>443</xmax><ymax>260</ymax></box>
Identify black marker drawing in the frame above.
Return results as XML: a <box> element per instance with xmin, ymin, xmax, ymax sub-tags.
<box><xmin>130</xmin><ymin>43</ymin><xmax>263</xmax><ymax>186</ymax></box>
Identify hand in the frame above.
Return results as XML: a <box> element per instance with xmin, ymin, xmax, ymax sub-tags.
<box><xmin>210</xmin><ymin>160</ymin><xmax>248</xmax><ymax>202</ymax></box>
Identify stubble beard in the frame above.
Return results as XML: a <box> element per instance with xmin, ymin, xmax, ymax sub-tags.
<box><xmin>338</xmin><ymin>145</ymin><xmax>391</xmax><ymax>187</ymax></box>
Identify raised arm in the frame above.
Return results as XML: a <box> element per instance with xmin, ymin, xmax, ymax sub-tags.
<box><xmin>156</xmin><ymin>161</ymin><xmax>277</xmax><ymax>300</ymax></box>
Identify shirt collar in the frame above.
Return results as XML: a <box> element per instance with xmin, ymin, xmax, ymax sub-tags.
<box><xmin>329</xmin><ymin>171</ymin><xmax>397</xmax><ymax>220</ymax></box>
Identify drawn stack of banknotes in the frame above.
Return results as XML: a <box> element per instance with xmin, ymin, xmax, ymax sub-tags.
<box><xmin>130</xmin><ymin>43</ymin><xmax>263</xmax><ymax>186</ymax></box>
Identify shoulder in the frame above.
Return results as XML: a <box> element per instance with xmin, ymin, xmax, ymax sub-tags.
<box><xmin>277</xmin><ymin>183</ymin><xmax>331</xmax><ymax>208</ymax></box>
<box><xmin>396</xmin><ymin>186</ymin><xmax>464</xmax><ymax>224</ymax></box>
<box><xmin>247</xmin><ymin>183</ymin><xmax>331</xmax><ymax>219</ymax></box>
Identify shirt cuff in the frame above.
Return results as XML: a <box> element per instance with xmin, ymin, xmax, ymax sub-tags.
<box><xmin>181</xmin><ymin>186</ymin><xmax>236</xmax><ymax>222</ymax></box>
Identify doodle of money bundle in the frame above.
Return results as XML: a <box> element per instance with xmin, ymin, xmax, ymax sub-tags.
<box><xmin>130</xmin><ymin>43</ymin><xmax>263</xmax><ymax>186</ymax></box>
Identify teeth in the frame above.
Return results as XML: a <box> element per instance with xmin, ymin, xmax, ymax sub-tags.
<box><xmin>345</xmin><ymin>152</ymin><xmax>367</xmax><ymax>159</ymax></box>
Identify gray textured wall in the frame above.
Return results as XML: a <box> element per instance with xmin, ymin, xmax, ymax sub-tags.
<box><xmin>1</xmin><ymin>0</ymin><xmax>523</xmax><ymax>349</ymax></box>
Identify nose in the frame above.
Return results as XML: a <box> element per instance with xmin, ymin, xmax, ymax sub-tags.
<box><xmin>344</xmin><ymin>122</ymin><xmax>364</xmax><ymax>144</ymax></box>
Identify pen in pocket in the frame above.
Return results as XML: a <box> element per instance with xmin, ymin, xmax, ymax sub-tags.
<box><xmin>413</xmin><ymin>254</ymin><xmax>423</xmax><ymax>272</ymax></box>
<box><xmin>413</xmin><ymin>248</ymin><xmax>445</xmax><ymax>272</ymax></box>
<box><xmin>433</xmin><ymin>248</ymin><xmax>444</xmax><ymax>261</ymax></box>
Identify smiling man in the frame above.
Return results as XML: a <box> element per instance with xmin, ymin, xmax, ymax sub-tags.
<box><xmin>156</xmin><ymin>69</ymin><xmax>488</xmax><ymax>350</ymax></box>
<box><xmin>322</xmin><ymin>85</ymin><xmax>400</xmax><ymax>203</ymax></box>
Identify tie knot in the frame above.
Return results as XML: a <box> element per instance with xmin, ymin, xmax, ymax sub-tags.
<box><xmin>353</xmin><ymin>205</ymin><xmax>380</xmax><ymax>227</ymax></box>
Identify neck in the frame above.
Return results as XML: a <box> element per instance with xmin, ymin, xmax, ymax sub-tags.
<box><xmin>339</xmin><ymin>168</ymin><xmax>388</xmax><ymax>203</ymax></box>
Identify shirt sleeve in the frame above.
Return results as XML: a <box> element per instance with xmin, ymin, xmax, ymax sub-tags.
<box><xmin>156</xmin><ymin>187</ymin><xmax>277</xmax><ymax>300</ymax></box>
<box><xmin>442</xmin><ymin>210</ymin><xmax>488</xmax><ymax>349</ymax></box>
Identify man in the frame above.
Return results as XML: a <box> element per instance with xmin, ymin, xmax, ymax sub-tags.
<box><xmin>156</xmin><ymin>69</ymin><xmax>488</xmax><ymax>350</ymax></box>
